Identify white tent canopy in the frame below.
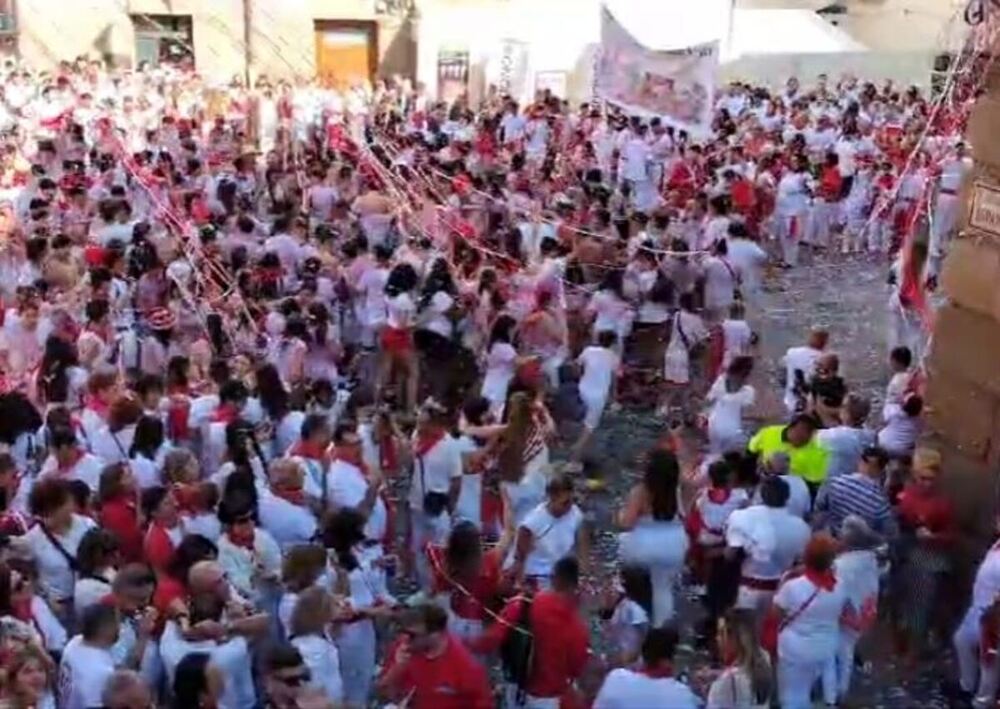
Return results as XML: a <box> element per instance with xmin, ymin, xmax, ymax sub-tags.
<box><xmin>729</xmin><ymin>9</ymin><xmax>867</xmax><ymax>58</ymax></box>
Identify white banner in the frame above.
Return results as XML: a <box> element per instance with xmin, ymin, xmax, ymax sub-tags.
<box><xmin>486</xmin><ymin>38</ymin><xmax>530</xmax><ymax>104</ymax></box>
<box><xmin>594</xmin><ymin>7</ymin><xmax>718</xmax><ymax>133</ymax></box>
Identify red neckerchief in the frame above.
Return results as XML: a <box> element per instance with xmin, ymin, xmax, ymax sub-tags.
<box><xmin>641</xmin><ymin>664</ymin><xmax>673</xmax><ymax>679</ymax></box>
<box><xmin>293</xmin><ymin>440</ymin><xmax>331</xmax><ymax>465</ymax></box>
<box><xmin>414</xmin><ymin>427</ymin><xmax>446</xmax><ymax>458</ymax></box>
<box><xmin>85</xmin><ymin>394</ymin><xmax>110</xmax><ymax>420</ymax></box>
<box><xmin>707</xmin><ymin>487</ymin><xmax>731</xmax><ymax>504</ymax></box>
<box><xmin>57</xmin><ymin>448</ymin><xmax>85</xmax><ymax>474</ymax></box>
<box><xmin>212</xmin><ymin>402</ymin><xmax>239</xmax><ymax>424</ymax></box>
<box><xmin>272</xmin><ymin>486</ymin><xmax>306</xmax><ymax>506</ymax></box>
<box><xmin>227</xmin><ymin>527</ymin><xmax>256</xmax><ymax>550</ymax></box>
<box><xmin>805</xmin><ymin>567</ymin><xmax>837</xmax><ymax>591</ymax></box>
<box><xmin>331</xmin><ymin>445</ymin><xmax>366</xmax><ymax>475</ymax></box>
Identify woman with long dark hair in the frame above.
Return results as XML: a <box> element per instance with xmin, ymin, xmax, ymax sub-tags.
<box><xmin>378</xmin><ymin>262</ymin><xmax>419</xmax><ymax>410</ymax></box>
<box><xmin>255</xmin><ymin>363</ymin><xmax>305</xmax><ymax>457</ymax></box>
<box><xmin>618</xmin><ymin>448</ymin><xmax>689</xmax><ymax>627</ymax></box>
<box><xmin>171</xmin><ymin>652</ymin><xmax>223</xmax><ymax>709</ymax></box>
<box><xmin>36</xmin><ymin>335</ymin><xmax>85</xmax><ymax>410</ymax></box>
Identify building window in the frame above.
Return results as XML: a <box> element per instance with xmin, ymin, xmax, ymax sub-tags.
<box><xmin>131</xmin><ymin>14</ymin><xmax>194</xmax><ymax>70</ymax></box>
<box><xmin>0</xmin><ymin>0</ymin><xmax>16</xmax><ymax>33</ymax></box>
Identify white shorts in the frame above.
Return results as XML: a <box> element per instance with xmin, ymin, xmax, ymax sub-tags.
<box><xmin>582</xmin><ymin>393</ymin><xmax>608</xmax><ymax>430</ymax></box>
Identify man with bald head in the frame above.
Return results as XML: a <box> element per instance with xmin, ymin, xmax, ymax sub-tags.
<box><xmin>257</xmin><ymin>458</ymin><xmax>319</xmax><ymax>549</ymax></box>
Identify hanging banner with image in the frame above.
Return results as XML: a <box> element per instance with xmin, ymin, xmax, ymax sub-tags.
<box><xmin>594</xmin><ymin>6</ymin><xmax>718</xmax><ymax>133</ymax></box>
<box><xmin>486</xmin><ymin>38</ymin><xmax>530</xmax><ymax>103</ymax></box>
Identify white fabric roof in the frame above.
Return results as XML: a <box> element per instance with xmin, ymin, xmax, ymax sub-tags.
<box><xmin>728</xmin><ymin>9</ymin><xmax>867</xmax><ymax>57</ymax></box>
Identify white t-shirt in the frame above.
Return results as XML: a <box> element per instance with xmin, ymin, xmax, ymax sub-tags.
<box><xmin>774</xmin><ymin>576</ymin><xmax>848</xmax><ymax>662</ymax></box>
<box><xmin>519</xmin><ymin>503</ymin><xmax>584</xmax><ymax>578</ymax></box>
<box><xmin>160</xmin><ymin>621</ymin><xmax>256</xmax><ymax>709</ymax></box>
<box><xmin>726</xmin><ymin>505</ymin><xmax>810</xmax><ymax>580</ymax></box>
<box><xmin>577</xmin><ymin>346</ymin><xmax>619</xmax><ymax>402</ymax></box>
<box><xmin>358</xmin><ymin>266</ymin><xmax>389</xmax><ymax>327</ymax></box>
<box><xmin>422</xmin><ymin>291</ymin><xmax>455</xmax><ymax>338</ymax></box>
<box><xmin>327</xmin><ymin>459</ymin><xmax>387</xmax><ymax>542</ymax></box>
<box><xmin>781</xmin><ymin>345</ymin><xmax>823</xmax><ymax>411</ymax></box>
<box><xmin>258</xmin><ymin>489</ymin><xmax>318</xmax><ymax>550</ymax></box>
<box><xmin>386</xmin><ymin>292</ymin><xmax>416</xmax><ymax>329</ymax></box>
<box><xmin>22</xmin><ymin>514</ymin><xmax>97</xmax><ymax>601</ymax></box>
<box><xmin>594</xmin><ymin>668</ymin><xmax>700</xmax><ymax>709</ymax></box>
<box><xmin>292</xmin><ymin>634</ymin><xmax>344</xmax><ymax>704</ymax></box>
<box><xmin>59</xmin><ymin>636</ymin><xmax>116</xmax><ymax>709</ymax></box>
<box><xmin>408</xmin><ymin>434</ymin><xmax>462</xmax><ymax>510</ymax></box>
<box><xmin>38</xmin><ymin>452</ymin><xmax>105</xmax><ymax>492</ymax></box>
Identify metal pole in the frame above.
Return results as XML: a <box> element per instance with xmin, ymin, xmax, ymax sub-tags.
<box><xmin>243</xmin><ymin>0</ymin><xmax>252</xmax><ymax>86</ymax></box>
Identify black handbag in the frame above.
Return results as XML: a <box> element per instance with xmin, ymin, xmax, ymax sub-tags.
<box><xmin>417</xmin><ymin>454</ymin><xmax>449</xmax><ymax>517</ymax></box>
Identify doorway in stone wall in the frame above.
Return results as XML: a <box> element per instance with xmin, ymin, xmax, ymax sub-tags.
<box><xmin>314</xmin><ymin>20</ymin><xmax>377</xmax><ymax>90</ymax></box>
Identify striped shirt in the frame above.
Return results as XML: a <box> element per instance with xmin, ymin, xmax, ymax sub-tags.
<box><xmin>815</xmin><ymin>473</ymin><xmax>897</xmax><ymax>538</ymax></box>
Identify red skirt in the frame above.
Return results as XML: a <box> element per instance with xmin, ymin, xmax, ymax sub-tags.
<box><xmin>380</xmin><ymin>326</ymin><xmax>413</xmax><ymax>355</ymax></box>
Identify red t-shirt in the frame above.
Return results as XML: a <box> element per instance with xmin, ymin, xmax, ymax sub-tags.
<box><xmin>380</xmin><ymin>634</ymin><xmax>492</xmax><ymax>709</ymax></box>
<box><xmin>470</xmin><ymin>590</ymin><xmax>590</xmax><ymax>699</ymax></box>
<box><xmin>98</xmin><ymin>496</ymin><xmax>144</xmax><ymax>562</ymax></box>
<box><xmin>426</xmin><ymin>546</ymin><xmax>502</xmax><ymax>621</ymax></box>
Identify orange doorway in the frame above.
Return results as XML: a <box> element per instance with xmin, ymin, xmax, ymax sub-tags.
<box><xmin>315</xmin><ymin>21</ymin><xmax>377</xmax><ymax>90</ymax></box>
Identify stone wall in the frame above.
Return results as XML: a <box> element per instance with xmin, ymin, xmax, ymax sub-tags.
<box><xmin>924</xmin><ymin>59</ymin><xmax>1000</xmax><ymax>544</ymax></box>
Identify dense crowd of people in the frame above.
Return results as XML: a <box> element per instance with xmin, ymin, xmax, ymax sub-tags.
<box><xmin>0</xmin><ymin>48</ymin><xmax>988</xmax><ymax>709</ymax></box>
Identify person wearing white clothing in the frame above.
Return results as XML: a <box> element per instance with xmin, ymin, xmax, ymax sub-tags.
<box><xmin>480</xmin><ymin>315</ymin><xmax>518</xmax><ymax>419</ymax></box>
<box><xmin>931</xmin><ymin>145</ymin><xmax>972</xmax><ymax>260</ymax></box>
<box><xmin>705</xmin><ymin>357</ymin><xmax>755</xmax><ymax>455</ymax></box>
<box><xmin>287</xmin><ymin>587</ymin><xmax>344</xmax><ymax>704</ymax></box>
<box><xmin>618</xmin><ymin>450</ymin><xmax>689</xmax><ymax>627</ymax></box>
<box><xmin>58</xmin><ymin>604</ymin><xmax>119</xmax><ymax>709</ymax></box>
<box><xmin>20</xmin><ymin>479</ymin><xmax>96</xmax><ymax>616</ymax></box>
<box><xmin>216</xmin><ymin>499</ymin><xmax>283</xmax><ymax>607</ymax></box>
<box><xmin>726</xmin><ymin>224</ymin><xmax>768</xmax><ymax>306</ymax></box>
<box><xmin>571</xmin><ymin>331</ymin><xmax>620</xmax><ymax>460</ymax></box>
<box><xmin>702</xmin><ymin>241</ymin><xmax>740</xmax><ymax>322</ymax></box>
<box><xmin>954</xmin><ymin>528</ymin><xmax>1000</xmax><ymax>706</ymax></box>
<box><xmin>775</xmin><ymin>535</ymin><xmax>849</xmax><ymax>709</ymax></box>
<box><xmin>38</xmin><ymin>426</ymin><xmax>105</xmax><ymax>492</ymax></box>
<box><xmin>780</xmin><ymin>329</ymin><xmax>828</xmax><ymax>416</ymax></box>
<box><xmin>775</xmin><ymin>156</ymin><xmax>814</xmax><ymax>266</ymax></box>
<box><xmin>408</xmin><ymin>404</ymin><xmax>462</xmax><ymax>590</ymax></box>
<box><xmin>507</xmin><ymin>475</ymin><xmax>587</xmax><ymax>591</ymax></box>
<box><xmin>257</xmin><ymin>459</ymin><xmax>318</xmax><ymax>550</ymax></box>
<box><xmin>326</xmin><ymin>422</ymin><xmax>388</xmax><ymax>543</ymax></box>
<box><xmin>160</xmin><ymin>609</ymin><xmax>256</xmax><ymax>709</ymax></box>
<box><xmin>822</xmin><ymin>516</ymin><xmax>882</xmax><ymax>705</ymax></box>
<box><xmin>727</xmin><ymin>478</ymin><xmax>810</xmax><ymax>618</ymax></box>
<box><xmin>593</xmin><ymin>627</ymin><xmax>699</xmax><ymax>709</ymax></box>
<box><xmin>720</xmin><ymin>303</ymin><xmax>753</xmax><ymax>373</ymax></box>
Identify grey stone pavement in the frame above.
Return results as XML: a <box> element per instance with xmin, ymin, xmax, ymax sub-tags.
<box><xmin>573</xmin><ymin>252</ymin><xmax>955</xmax><ymax>708</ymax></box>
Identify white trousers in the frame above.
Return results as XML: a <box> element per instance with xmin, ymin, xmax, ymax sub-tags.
<box><xmin>778</xmin><ymin>653</ymin><xmax>831</xmax><ymax>709</ymax></box>
<box><xmin>648</xmin><ymin>564</ymin><xmax>679</xmax><ymax>628</ymax></box>
<box><xmin>776</xmin><ymin>213</ymin><xmax>804</xmax><ymax>266</ymax></box>
<box><xmin>410</xmin><ymin>507</ymin><xmax>452</xmax><ymax>591</ymax></box>
<box><xmin>930</xmin><ymin>192</ymin><xmax>960</xmax><ymax>257</ymax></box>
<box><xmin>337</xmin><ymin>619</ymin><xmax>376</xmax><ymax>706</ymax></box>
<box><xmin>954</xmin><ymin>605</ymin><xmax>1000</xmax><ymax>707</ymax></box>
<box><xmin>822</xmin><ymin>629</ymin><xmax>860</xmax><ymax>703</ymax></box>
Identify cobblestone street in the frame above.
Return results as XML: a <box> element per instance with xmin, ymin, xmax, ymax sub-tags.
<box><xmin>575</xmin><ymin>253</ymin><xmax>954</xmax><ymax>708</ymax></box>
